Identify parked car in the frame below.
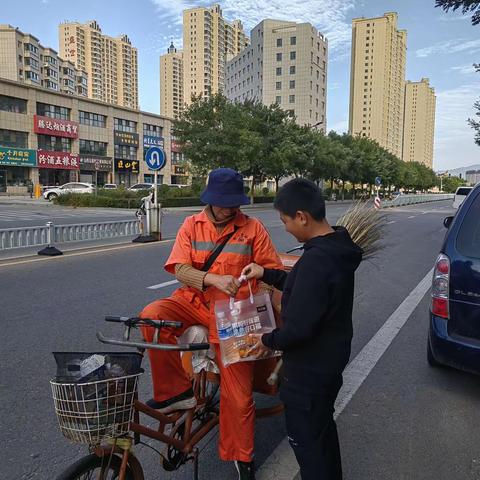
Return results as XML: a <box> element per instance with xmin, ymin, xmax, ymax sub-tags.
<box><xmin>102</xmin><ymin>183</ymin><xmax>118</xmax><ymax>189</ymax></box>
<box><xmin>127</xmin><ymin>183</ymin><xmax>154</xmax><ymax>191</ymax></box>
<box><xmin>428</xmin><ymin>182</ymin><xmax>480</xmax><ymax>374</ymax></box>
<box><xmin>43</xmin><ymin>182</ymin><xmax>95</xmax><ymax>201</ymax></box>
<box><xmin>452</xmin><ymin>186</ymin><xmax>473</xmax><ymax>209</ymax></box>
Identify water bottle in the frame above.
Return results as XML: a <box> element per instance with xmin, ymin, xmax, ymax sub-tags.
<box><xmin>217</xmin><ymin>311</ymin><xmax>233</xmax><ymax>340</ymax></box>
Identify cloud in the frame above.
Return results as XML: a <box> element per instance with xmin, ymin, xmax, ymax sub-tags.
<box><xmin>328</xmin><ymin>119</ymin><xmax>348</xmax><ymax>133</ymax></box>
<box><xmin>149</xmin><ymin>0</ymin><xmax>356</xmax><ymax>55</ymax></box>
<box><xmin>451</xmin><ymin>63</ymin><xmax>478</xmax><ymax>75</ymax></box>
<box><xmin>415</xmin><ymin>38</ymin><xmax>480</xmax><ymax>58</ymax></box>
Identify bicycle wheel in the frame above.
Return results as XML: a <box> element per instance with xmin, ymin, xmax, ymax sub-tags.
<box><xmin>56</xmin><ymin>453</ymin><xmax>135</xmax><ymax>480</ymax></box>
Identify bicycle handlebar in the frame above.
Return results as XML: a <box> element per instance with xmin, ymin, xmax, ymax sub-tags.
<box><xmin>105</xmin><ymin>316</ymin><xmax>183</xmax><ymax>329</ymax></box>
<box><xmin>96</xmin><ymin>331</ymin><xmax>210</xmax><ymax>351</ymax></box>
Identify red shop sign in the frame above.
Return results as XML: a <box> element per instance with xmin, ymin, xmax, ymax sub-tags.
<box><xmin>37</xmin><ymin>150</ymin><xmax>80</xmax><ymax>170</ymax></box>
<box><xmin>171</xmin><ymin>141</ymin><xmax>182</xmax><ymax>153</ymax></box>
<box><xmin>34</xmin><ymin>115</ymin><xmax>79</xmax><ymax>139</ymax></box>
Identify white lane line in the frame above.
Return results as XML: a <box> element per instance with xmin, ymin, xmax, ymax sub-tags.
<box><xmin>387</xmin><ymin>220</ymin><xmax>396</xmax><ymax>224</ymax></box>
<box><xmin>257</xmin><ymin>267</ymin><xmax>434</xmax><ymax>480</ymax></box>
<box><xmin>147</xmin><ymin>279</ymin><xmax>179</xmax><ymax>289</ymax></box>
<box><xmin>408</xmin><ymin>215</ymin><xmax>416</xmax><ymax>219</ymax></box>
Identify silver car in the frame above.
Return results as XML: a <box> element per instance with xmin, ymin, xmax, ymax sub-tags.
<box><xmin>43</xmin><ymin>182</ymin><xmax>95</xmax><ymax>201</ymax></box>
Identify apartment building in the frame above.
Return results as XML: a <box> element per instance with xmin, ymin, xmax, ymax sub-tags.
<box><xmin>349</xmin><ymin>13</ymin><xmax>407</xmax><ymax>158</ymax></box>
<box><xmin>225</xmin><ymin>19</ymin><xmax>328</xmax><ymax>128</ymax></box>
<box><xmin>182</xmin><ymin>4</ymin><xmax>248</xmax><ymax>105</ymax></box>
<box><xmin>59</xmin><ymin>20</ymin><xmax>138</xmax><ymax>109</ymax></box>
<box><xmin>402</xmin><ymin>78</ymin><xmax>436</xmax><ymax>168</ymax></box>
<box><xmin>160</xmin><ymin>42</ymin><xmax>184</xmax><ymax>119</ymax></box>
<box><xmin>0</xmin><ymin>78</ymin><xmax>180</xmax><ymax>194</ymax></box>
<box><xmin>0</xmin><ymin>24</ymin><xmax>87</xmax><ymax>97</ymax></box>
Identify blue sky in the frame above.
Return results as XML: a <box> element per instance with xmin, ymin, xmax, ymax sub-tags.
<box><xmin>3</xmin><ymin>0</ymin><xmax>480</xmax><ymax>170</ymax></box>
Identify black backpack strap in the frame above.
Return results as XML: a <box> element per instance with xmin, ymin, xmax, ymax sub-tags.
<box><xmin>201</xmin><ymin>227</ymin><xmax>238</xmax><ymax>272</ymax></box>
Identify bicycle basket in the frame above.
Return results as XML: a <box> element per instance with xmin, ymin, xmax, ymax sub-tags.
<box><xmin>50</xmin><ymin>352</ymin><xmax>143</xmax><ymax>445</ymax></box>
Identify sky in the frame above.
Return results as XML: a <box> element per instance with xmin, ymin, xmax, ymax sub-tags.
<box><xmin>2</xmin><ymin>0</ymin><xmax>480</xmax><ymax>171</ymax></box>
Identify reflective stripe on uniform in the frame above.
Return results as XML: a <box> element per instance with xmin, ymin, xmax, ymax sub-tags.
<box><xmin>191</xmin><ymin>240</ymin><xmax>252</xmax><ymax>255</ymax></box>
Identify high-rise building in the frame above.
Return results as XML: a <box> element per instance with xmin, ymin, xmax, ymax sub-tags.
<box><xmin>349</xmin><ymin>13</ymin><xmax>407</xmax><ymax>158</ymax></box>
<box><xmin>160</xmin><ymin>42</ymin><xmax>184</xmax><ymax>118</ymax></box>
<box><xmin>225</xmin><ymin>20</ymin><xmax>328</xmax><ymax>128</ymax></box>
<box><xmin>182</xmin><ymin>4</ymin><xmax>248</xmax><ymax>105</ymax></box>
<box><xmin>59</xmin><ymin>20</ymin><xmax>138</xmax><ymax>109</ymax></box>
<box><xmin>0</xmin><ymin>24</ymin><xmax>87</xmax><ymax>97</ymax></box>
<box><xmin>402</xmin><ymin>78</ymin><xmax>436</xmax><ymax>168</ymax></box>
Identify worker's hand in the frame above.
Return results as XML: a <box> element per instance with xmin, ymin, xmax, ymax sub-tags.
<box><xmin>246</xmin><ymin>333</ymin><xmax>272</xmax><ymax>358</ymax></box>
<box><xmin>240</xmin><ymin>263</ymin><xmax>264</xmax><ymax>281</ymax></box>
<box><xmin>204</xmin><ymin>274</ymin><xmax>241</xmax><ymax>296</ymax></box>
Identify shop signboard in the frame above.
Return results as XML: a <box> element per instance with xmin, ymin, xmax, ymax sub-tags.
<box><xmin>34</xmin><ymin>115</ymin><xmax>79</xmax><ymax>139</ymax></box>
<box><xmin>114</xmin><ymin>159</ymin><xmax>139</xmax><ymax>173</ymax></box>
<box><xmin>80</xmin><ymin>157</ymin><xmax>112</xmax><ymax>172</ymax></box>
<box><xmin>171</xmin><ymin>140</ymin><xmax>182</xmax><ymax>153</ymax></box>
<box><xmin>0</xmin><ymin>146</ymin><xmax>37</xmax><ymax>167</ymax></box>
<box><xmin>37</xmin><ymin>150</ymin><xmax>80</xmax><ymax>170</ymax></box>
<box><xmin>143</xmin><ymin>135</ymin><xmax>164</xmax><ymax>147</ymax></box>
<box><xmin>114</xmin><ymin>131</ymin><xmax>139</xmax><ymax>147</ymax></box>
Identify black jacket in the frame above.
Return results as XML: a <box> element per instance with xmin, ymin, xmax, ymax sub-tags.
<box><xmin>262</xmin><ymin>226</ymin><xmax>363</xmax><ymax>394</ymax></box>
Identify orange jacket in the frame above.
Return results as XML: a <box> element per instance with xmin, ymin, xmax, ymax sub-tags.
<box><xmin>165</xmin><ymin>209</ymin><xmax>283</xmax><ymax>342</ymax></box>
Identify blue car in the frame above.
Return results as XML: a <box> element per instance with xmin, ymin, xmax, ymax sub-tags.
<box><xmin>428</xmin><ymin>183</ymin><xmax>480</xmax><ymax>374</ymax></box>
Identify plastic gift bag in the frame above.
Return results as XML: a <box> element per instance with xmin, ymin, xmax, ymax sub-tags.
<box><xmin>215</xmin><ymin>281</ymin><xmax>280</xmax><ymax>367</ymax></box>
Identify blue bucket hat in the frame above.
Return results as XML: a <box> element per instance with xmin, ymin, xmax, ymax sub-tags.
<box><xmin>200</xmin><ymin>168</ymin><xmax>250</xmax><ymax>207</ymax></box>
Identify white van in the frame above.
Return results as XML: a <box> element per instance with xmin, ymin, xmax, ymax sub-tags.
<box><xmin>453</xmin><ymin>186</ymin><xmax>473</xmax><ymax>209</ymax></box>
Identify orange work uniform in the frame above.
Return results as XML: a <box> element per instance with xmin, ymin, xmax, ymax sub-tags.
<box><xmin>140</xmin><ymin>209</ymin><xmax>282</xmax><ymax>462</ymax></box>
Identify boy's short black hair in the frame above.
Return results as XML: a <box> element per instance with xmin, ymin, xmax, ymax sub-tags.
<box><xmin>273</xmin><ymin>178</ymin><xmax>326</xmax><ymax>220</ymax></box>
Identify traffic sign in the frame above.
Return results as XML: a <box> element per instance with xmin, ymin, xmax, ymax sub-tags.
<box><xmin>145</xmin><ymin>146</ymin><xmax>166</xmax><ymax>171</ymax></box>
<box><xmin>375</xmin><ymin>176</ymin><xmax>382</xmax><ymax>186</ymax></box>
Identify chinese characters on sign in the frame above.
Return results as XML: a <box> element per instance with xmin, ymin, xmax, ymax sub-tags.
<box><xmin>114</xmin><ymin>131</ymin><xmax>139</xmax><ymax>147</ymax></box>
<box><xmin>80</xmin><ymin>157</ymin><xmax>112</xmax><ymax>172</ymax></box>
<box><xmin>37</xmin><ymin>150</ymin><xmax>80</xmax><ymax>170</ymax></box>
<box><xmin>34</xmin><ymin>115</ymin><xmax>79</xmax><ymax>139</ymax></box>
<box><xmin>171</xmin><ymin>141</ymin><xmax>182</xmax><ymax>153</ymax></box>
<box><xmin>114</xmin><ymin>159</ymin><xmax>139</xmax><ymax>173</ymax></box>
<box><xmin>143</xmin><ymin>135</ymin><xmax>164</xmax><ymax>147</ymax></box>
<box><xmin>0</xmin><ymin>147</ymin><xmax>37</xmax><ymax>167</ymax></box>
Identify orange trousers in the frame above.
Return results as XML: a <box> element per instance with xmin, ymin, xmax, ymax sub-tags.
<box><xmin>140</xmin><ymin>294</ymin><xmax>255</xmax><ymax>462</ymax></box>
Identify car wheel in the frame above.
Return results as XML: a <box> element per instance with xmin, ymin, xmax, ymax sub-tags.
<box><xmin>427</xmin><ymin>336</ymin><xmax>441</xmax><ymax>367</ymax></box>
<box><xmin>47</xmin><ymin>193</ymin><xmax>58</xmax><ymax>201</ymax></box>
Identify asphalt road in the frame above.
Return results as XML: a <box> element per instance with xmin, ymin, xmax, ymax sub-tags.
<box><xmin>2</xmin><ymin>200</ymin><xmax>478</xmax><ymax>480</ymax></box>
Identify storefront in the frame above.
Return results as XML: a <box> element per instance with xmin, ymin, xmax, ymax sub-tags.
<box><xmin>79</xmin><ymin>156</ymin><xmax>112</xmax><ymax>185</ymax></box>
<box><xmin>37</xmin><ymin>150</ymin><xmax>80</xmax><ymax>186</ymax></box>
<box><xmin>114</xmin><ymin>158</ymin><xmax>139</xmax><ymax>186</ymax></box>
<box><xmin>171</xmin><ymin>141</ymin><xmax>189</xmax><ymax>186</ymax></box>
<box><xmin>114</xmin><ymin>130</ymin><xmax>139</xmax><ymax>187</ymax></box>
<box><xmin>0</xmin><ymin>146</ymin><xmax>37</xmax><ymax>193</ymax></box>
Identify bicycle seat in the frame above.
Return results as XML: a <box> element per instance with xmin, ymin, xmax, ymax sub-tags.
<box><xmin>179</xmin><ymin>326</ymin><xmax>219</xmax><ymax>375</ymax></box>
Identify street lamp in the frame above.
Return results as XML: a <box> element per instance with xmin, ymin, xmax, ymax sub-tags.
<box><xmin>312</xmin><ymin>120</ymin><xmax>324</xmax><ymax>129</ymax></box>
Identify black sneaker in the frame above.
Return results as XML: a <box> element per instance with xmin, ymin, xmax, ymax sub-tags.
<box><xmin>146</xmin><ymin>387</ymin><xmax>196</xmax><ymax>413</ymax></box>
<box><xmin>234</xmin><ymin>460</ymin><xmax>255</xmax><ymax>480</ymax></box>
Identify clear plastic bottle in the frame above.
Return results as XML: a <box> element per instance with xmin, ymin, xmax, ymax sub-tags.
<box><xmin>217</xmin><ymin>311</ymin><xmax>233</xmax><ymax>340</ymax></box>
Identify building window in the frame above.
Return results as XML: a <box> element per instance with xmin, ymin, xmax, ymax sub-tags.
<box><xmin>0</xmin><ymin>95</ymin><xmax>27</xmax><ymax>114</ymax></box>
<box><xmin>276</xmin><ymin>67</ymin><xmax>282</xmax><ymax>76</ymax></box>
<box><xmin>276</xmin><ymin>81</ymin><xmax>282</xmax><ymax>90</ymax></box>
<box><xmin>25</xmin><ymin>71</ymin><xmax>39</xmax><ymax>82</ymax></box>
<box><xmin>79</xmin><ymin>111</ymin><xmax>106</xmax><ymax>128</ymax></box>
<box><xmin>289</xmin><ymin>80</ymin><xmax>295</xmax><ymax>89</ymax></box>
<box><xmin>143</xmin><ymin>123</ymin><xmax>163</xmax><ymax>137</ymax></box>
<box><xmin>275</xmin><ymin>96</ymin><xmax>281</xmax><ymax>104</ymax></box>
<box><xmin>114</xmin><ymin>118</ymin><xmax>137</xmax><ymax>133</ymax></box>
<box><xmin>290</xmin><ymin>65</ymin><xmax>296</xmax><ymax>74</ymax></box>
<box><xmin>0</xmin><ymin>129</ymin><xmax>28</xmax><ymax>148</ymax></box>
<box><xmin>37</xmin><ymin>102</ymin><xmax>70</xmax><ymax>120</ymax></box>
<box><xmin>290</xmin><ymin>36</ymin><xmax>296</xmax><ymax>45</ymax></box>
<box><xmin>289</xmin><ymin>95</ymin><xmax>295</xmax><ymax>103</ymax></box>
<box><xmin>79</xmin><ymin>139</ymin><xmax>107</xmax><ymax>156</ymax></box>
<box><xmin>276</xmin><ymin>38</ymin><xmax>282</xmax><ymax>47</ymax></box>
<box><xmin>276</xmin><ymin>53</ymin><xmax>282</xmax><ymax>61</ymax></box>
<box><xmin>290</xmin><ymin>51</ymin><xmax>296</xmax><ymax>60</ymax></box>
<box><xmin>37</xmin><ymin>134</ymin><xmax>72</xmax><ymax>152</ymax></box>
<box><xmin>114</xmin><ymin>144</ymin><xmax>137</xmax><ymax>160</ymax></box>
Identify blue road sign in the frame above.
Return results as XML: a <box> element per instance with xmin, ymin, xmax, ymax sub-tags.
<box><xmin>145</xmin><ymin>146</ymin><xmax>166</xmax><ymax>171</ymax></box>
<box><xmin>375</xmin><ymin>176</ymin><xmax>382</xmax><ymax>186</ymax></box>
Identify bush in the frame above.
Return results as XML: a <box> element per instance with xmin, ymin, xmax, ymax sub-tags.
<box><xmin>55</xmin><ymin>193</ymin><xmax>143</xmax><ymax>209</ymax></box>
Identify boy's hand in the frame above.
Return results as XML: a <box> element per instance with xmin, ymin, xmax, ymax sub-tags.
<box><xmin>247</xmin><ymin>333</ymin><xmax>272</xmax><ymax>358</ymax></box>
<box><xmin>241</xmin><ymin>263</ymin><xmax>264</xmax><ymax>281</ymax></box>
<box><xmin>204</xmin><ymin>273</ymin><xmax>241</xmax><ymax>296</ymax></box>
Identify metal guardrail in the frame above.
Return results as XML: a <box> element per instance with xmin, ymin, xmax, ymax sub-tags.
<box><xmin>0</xmin><ymin>219</ymin><xmax>140</xmax><ymax>251</ymax></box>
<box><xmin>382</xmin><ymin>194</ymin><xmax>454</xmax><ymax>208</ymax></box>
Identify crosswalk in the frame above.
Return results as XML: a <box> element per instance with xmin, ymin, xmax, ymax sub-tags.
<box><xmin>0</xmin><ymin>208</ymin><xmax>134</xmax><ymax>223</ymax></box>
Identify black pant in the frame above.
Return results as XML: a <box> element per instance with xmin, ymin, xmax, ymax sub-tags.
<box><xmin>281</xmin><ymin>378</ymin><xmax>343</xmax><ymax>480</ymax></box>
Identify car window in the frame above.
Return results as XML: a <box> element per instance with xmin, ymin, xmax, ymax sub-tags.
<box><xmin>457</xmin><ymin>191</ymin><xmax>480</xmax><ymax>259</ymax></box>
<box><xmin>456</xmin><ymin>188</ymin><xmax>472</xmax><ymax>196</ymax></box>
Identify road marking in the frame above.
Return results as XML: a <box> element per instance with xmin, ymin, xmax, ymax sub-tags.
<box><xmin>0</xmin><ymin>239</ymin><xmax>174</xmax><ymax>268</ymax></box>
<box><xmin>408</xmin><ymin>215</ymin><xmax>416</xmax><ymax>219</ymax></box>
<box><xmin>147</xmin><ymin>279</ymin><xmax>179</xmax><ymax>289</ymax></box>
<box><xmin>387</xmin><ymin>220</ymin><xmax>396</xmax><ymax>224</ymax></box>
<box><xmin>257</xmin><ymin>267</ymin><xmax>434</xmax><ymax>480</ymax></box>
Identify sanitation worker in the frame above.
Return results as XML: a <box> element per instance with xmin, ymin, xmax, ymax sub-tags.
<box><xmin>140</xmin><ymin>168</ymin><xmax>283</xmax><ymax>480</ymax></box>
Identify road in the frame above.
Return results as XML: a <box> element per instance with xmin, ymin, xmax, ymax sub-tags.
<box><xmin>2</xmin><ymin>200</ymin><xmax>479</xmax><ymax>480</ymax></box>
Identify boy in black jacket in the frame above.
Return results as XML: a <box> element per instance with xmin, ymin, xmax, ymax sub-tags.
<box><xmin>241</xmin><ymin>178</ymin><xmax>362</xmax><ymax>480</ymax></box>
